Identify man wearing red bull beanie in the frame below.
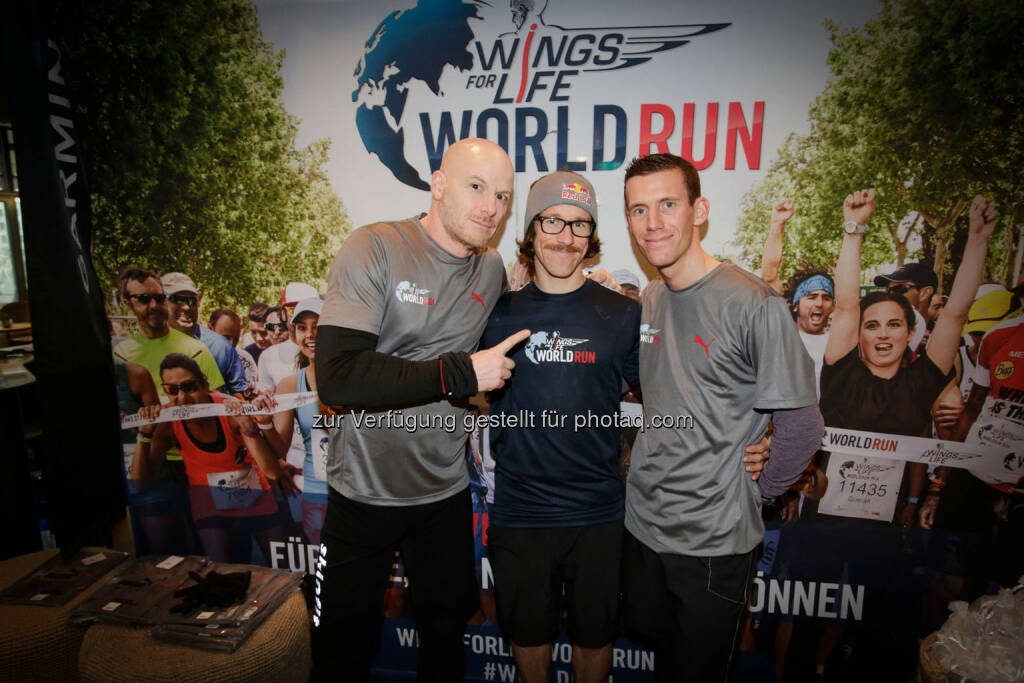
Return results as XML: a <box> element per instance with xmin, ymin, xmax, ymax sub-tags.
<box><xmin>480</xmin><ymin>170</ymin><xmax>637</xmax><ymax>682</ymax></box>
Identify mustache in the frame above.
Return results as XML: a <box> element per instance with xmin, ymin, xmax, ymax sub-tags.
<box><xmin>543</xmin><ymin>244</ymin><xmax>583</xmax><ymax>254</ymax></box>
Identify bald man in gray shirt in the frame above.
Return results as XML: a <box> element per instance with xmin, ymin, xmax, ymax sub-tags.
<box><xmin>621</xmin><ymin>154</ymin><xmax>823</xmax><ymax>682</ymax></box>
<box><xmin>311</xmin><ymin>139</ymin><xmax>529</xmax><ymax>682</ymax></box>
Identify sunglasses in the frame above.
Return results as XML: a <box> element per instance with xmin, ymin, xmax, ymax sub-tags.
<box><xmin>265</xmin><ymin>322</ymin><xmax>288</xmax><ymax>332</ymax></box>
<box><xmin>888</xmin><ymin>284</ymin><xmax>918</xmax><ymax>295</ymax></box>
<box><xmin>161</xmin><ymin>378</ymin><xmax>203</xmax><ymax>396</ymax></box>
<box><xmin>126</xmin><ymin>293</ymin><xmax>167</xmax><ymax>304</ymax></box>
<box><xmin>168</xmin><ymin>293</ymin><xmax>198</xmax><ymax>307</ymax></box>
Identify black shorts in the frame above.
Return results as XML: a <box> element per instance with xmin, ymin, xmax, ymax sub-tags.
<box><xmin>488</xmin><ymin>519</ymin><xmax>623</xmax><ymax>647</ymax></box>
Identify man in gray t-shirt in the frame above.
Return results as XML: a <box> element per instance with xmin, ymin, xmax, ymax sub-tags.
<box><xmin>309</xmin><ymin>138</ymin><xmax>530</xmax><ymax>682</ymax></box>
<box><xmin>319</xmin><ymin>216</ymin><xmax>506</xmax><ymax>504</ymax></box>
<box><xmin>622</xmin><ymin>153</ymin><xmax>822</xmax><ymax>682</ymax></box>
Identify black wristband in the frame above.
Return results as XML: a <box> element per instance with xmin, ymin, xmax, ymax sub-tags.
<box><xmin>439</xmin><ymin>351</ymin><xmax>478</xmax><ymax>399</ymax></box>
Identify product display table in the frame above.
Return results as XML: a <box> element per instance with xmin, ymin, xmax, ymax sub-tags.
<box><xmin>0</xmin><ymin>548</ymin><xmax>127</xmax><ymax>682</ymax></box>
<box><xmin>77</xmin><ymin>587</ymin><xmax>311</xmax><ymax>682</ymax></box>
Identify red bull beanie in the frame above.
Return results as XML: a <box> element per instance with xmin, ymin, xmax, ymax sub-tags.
<box><xmin>524</xmin><ymin>171</ymin><xmax>597</xmax><ymax>228</ymax></box>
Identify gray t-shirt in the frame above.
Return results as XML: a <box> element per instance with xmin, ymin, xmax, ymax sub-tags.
<box><xmin>319</xmin><ymin>216</ymin><xmax>506</xmax><ymax>505</ymax></box>
<box><xmin>625</xmin><ymin>263</ymin><xmax>816</xmax><ymax>555</ymax></box>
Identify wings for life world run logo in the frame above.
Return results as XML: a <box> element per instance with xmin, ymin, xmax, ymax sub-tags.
<box><xmin>352</xmin><ymin>0</ymin><xmax>753</xmax><ymax>190</ymax></box>
<box><xmin>837</xmin><ymin>459</ymin><xmax>899</xmax><ymax>481</ymax></box>
<box><xmin>395</xmin><ymin>281</ymin><xmax>435</xmax><ymax>306</ymax></box>
<box><xmin>525</xmin><ymin>330</ymin><xmax>595</xmax><ymax>364</ymax></box>
<box><xmin>639</xmin><ymin>323</ymin><xmax>660</xmax><ymax>344</ymax></box>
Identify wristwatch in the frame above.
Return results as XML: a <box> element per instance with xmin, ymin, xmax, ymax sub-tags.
<box><xmin>843</xmin><ymin>220</ymin><xmax>868</xmax><ymax>234</ymax></box>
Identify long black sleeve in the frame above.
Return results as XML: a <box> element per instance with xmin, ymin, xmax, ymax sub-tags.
<box><xmin>757</xmin><ymin>403</ymin><xmax>825</xmax><ymax>497</ymax></box>
<box><xmin>314</xmin><ymin>325</ymin><xmax>478</xmax><ymax>408</ymax></box>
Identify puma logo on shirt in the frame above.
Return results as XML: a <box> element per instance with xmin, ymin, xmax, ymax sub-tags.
<box><xmin>695</xmin><ymin>335</ymin><xmax>715</xmax><ymax>358</ymax></box>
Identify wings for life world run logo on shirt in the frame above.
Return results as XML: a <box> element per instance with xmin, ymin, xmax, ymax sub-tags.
<box><xmin>352</xmin><ymin>0</ymin><xmax>733</xmax><ymax>189</ymax></box>
<box><xmin>395</xmin><ymin>281</ymin><xmax>435</xmax><ymax>306</ymax></box>
<box><xmin>524</xmin><ymin>330</ymin><xmax>595</xmax><ymax>364</ymax></box>
<box><xmin>640</xmin><ymin>323</ymin><xmax>660</xmax><ymax>344</ymax></box>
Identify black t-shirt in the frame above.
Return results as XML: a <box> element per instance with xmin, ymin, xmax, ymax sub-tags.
<box><xmin>805</xmin><ymin>347</ymin><xmax>954</xmax><ymax>524</ymax></box>
<box><xmin>480</xmin><ymin>280</ymin><xmax>640</xmax><ymax>527</ymax></box>
<box><xmin>820</xmin><ymin>347</ymin><xmax>953</xmax><ymax>437</ymax></box>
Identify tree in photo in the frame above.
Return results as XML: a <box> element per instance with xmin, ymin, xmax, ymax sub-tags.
<box><xmin>51</xmin><ymin>0</ymin><xmax>351</xmax><ymax>309</ymax></box>
<box><xmin>735</xmin><ymin>0</ymin><xmax>1022</xmax><ymax>288</ymax></box>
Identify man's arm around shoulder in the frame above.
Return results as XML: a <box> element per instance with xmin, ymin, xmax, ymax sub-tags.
<box><xmin>758</xmin><ymin>404</ymin><xmax>824</xmax><ymax>498</ymax></box>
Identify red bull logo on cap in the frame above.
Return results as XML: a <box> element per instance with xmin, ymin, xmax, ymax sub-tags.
<box><xmin>561</xmin><ymin>183</ymin><xmax>591</xmax><ymax>205</ymax></box>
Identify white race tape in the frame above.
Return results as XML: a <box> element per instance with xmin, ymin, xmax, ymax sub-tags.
<box><xmin>822</xmin><ymin>427</ymin><xmax>1022</xmax><ymax>488</ymax></box>
<box><xmin>120</xmin><ymin>399</ymin><xmax>1023</xmax><ymax>489</ymax></box>
<box><xmin>120</xmin><ymin>392</ymin><xmax>319</xmax><ymax>429</ymax></box>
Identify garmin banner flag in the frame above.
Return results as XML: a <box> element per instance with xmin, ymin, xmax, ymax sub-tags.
<box><xmin>5</xmin><ymin>0</ymin><xmax>125</xmax><ymax>553</ymax></box>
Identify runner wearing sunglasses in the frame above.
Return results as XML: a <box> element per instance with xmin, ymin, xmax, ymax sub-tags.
<box><xmin>132</xmin><ymin>353</ymin><xmax>296</xmax><ymax>563</ymax></box>
<box><xmin>113</xmin><ymin>267</ymin><xmax>227</xmax><ymax>556</ymax></box>
<box><xmin>257</xmin><ymin>301</ymin><xmax>311</xmax><ymax>394</ymax></box>
<box><xmin>114</xmin><ymin>267</ymin><xmax>226</xmax><ymax>401</ymax></box>
<box><xmin>161</xmin><ymin>272</ymin><xmax>248</xmax><ymax>397</ymax></box>
<box><xmin>264</xmin><ymin>307</ymin><xmax>291</xmax><ymax>345</ymax></box>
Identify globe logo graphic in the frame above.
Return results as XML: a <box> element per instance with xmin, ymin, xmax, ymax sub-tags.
<box><xmin>352</xmin><ymin>0</ymin><xmax>485</xmax><ymax>190</ymax></box>
<box><xmin>351</xmin><ymin>0</ymin><xmax>727</xmax><ymax>187</ymax></box>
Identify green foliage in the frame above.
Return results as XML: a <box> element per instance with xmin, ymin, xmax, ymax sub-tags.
<box><xmin>52</xmin><ymin>0</ymin><xmax>351</xmax><ymax>311</ymax></box>
<box><xmin>734</xmin><ymin>0</ymin><xmax>1022</xmax><ymax>288</ymax></box>
<box><xmin>733</xmin><ymin>135</ymin><xmax>901</xmax><ymax>288</ymax></box>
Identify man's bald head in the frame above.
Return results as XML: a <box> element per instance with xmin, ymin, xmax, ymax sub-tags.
<box><xmin>424</xmin><ymin>138</ymin><xmax>515</xmax><ymax>257</ymax></box>
<box><xmin>438</xmin><ymin>138</ymin><xmax>514</xmax><ymax>179</ymax></box>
